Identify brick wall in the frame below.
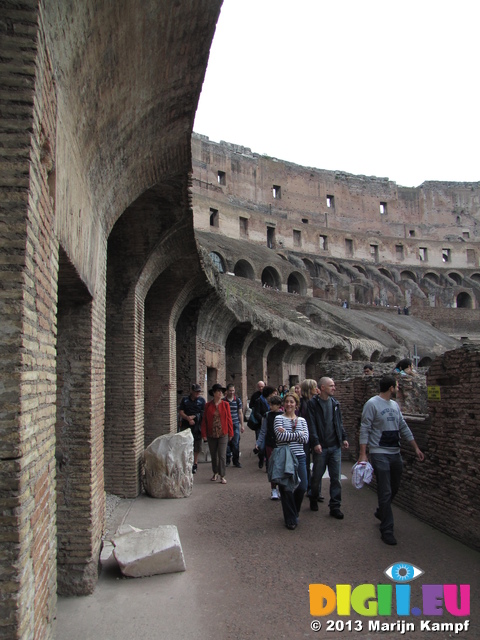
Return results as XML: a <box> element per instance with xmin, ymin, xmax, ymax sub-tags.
<box><xmin>334</xmin><ymin>352</ymin><xmax>479</xmax><ymax>550</ymax></box>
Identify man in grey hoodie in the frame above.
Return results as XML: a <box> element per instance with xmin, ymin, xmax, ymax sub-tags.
<box><xmin>358</xmin><ymin>375</ymin><xmax>424</xmax><ymax>545</ymax></box>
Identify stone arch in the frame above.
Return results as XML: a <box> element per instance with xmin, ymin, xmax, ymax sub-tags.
<box><xmin>470</xmin><ymin>273</ymin><xmax>480</xmax><ymax>284</ymax></box>
<box><xmin>209</xmin><ymin>250</ymin><xmax>226</xmax><ymax>273</ymax></box>
<box><xmin>424</xmin><ymin>272</ymin><xmax>440</xmax><ymax>284</ymax></box>
<box><xmin>305</xmin><ymin>349</ymin><xmax>328</xmax><ymax>380</ymax></box>
<box><xmin>287</xmin><ymin>271</ymin><xmax>307</xmax><ymax>295</ymax></box>
<box><xmin>302</xmin><ymin>258</ymin><xmax>316</xmax><ymax>277</ymax></box>
<box><xmin>325</xmin><ymin>345</ymin><xmax>349</xmax><ymax>361</ymax></box>
<box><xmin>353</xmin><ymin>264</ymin><xmax>367</xmax><ymax>277</ymax></box>
<box><xmin>449</xmin><ymin>272</ymin><xmax>462</xmax><ymax>285</ymax></box>
<box><xmin>327</xmin><ymin>261</ymin><xmax>341</xmax><ymax>273</ymax></box>
<box><xmin>261</xmin><ymin>266</ymin><xmax>282</xmax><ymax>290</ymax></box>
<box><xmin>225</xmin><ymin>323</ymin><xmax>253</xmax><ymax>401</ymax></box>
<box><xmin>266</xmin><ymin>340</ymin><xmax>290</xmax><ymax>387</ymax></box>
<box><xmin>457</xmin><ymin>291</ymin><xmax>473</xmax><ymax>308</ymax></box>
<box><xmin>371</xmin><ymin>350</ymin><xmax>381</xmax><ymax>362</ymax></box>
<box><xmin>351</xmin><ymin>348</ymin><xmax>368</xmax><ymax>361</ymax></box>
<box><xmin>378</xmin><ymin>267</ymin><xmax>393</xmax><ymax>280</ymax></box>
<box><xmin>400</xmin><ymin>270</ymin><xmax>417</xmax><ymax>282</ymax></box>
<box><xmin>234</xmin><ymin>258</ymin><xmax>255</xmax><ymax>280</ymax></box>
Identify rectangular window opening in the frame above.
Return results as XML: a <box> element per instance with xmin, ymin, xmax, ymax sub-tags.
<box><xmin>395</xmin><ymin>244</ymin><xmax>404</xmax><ymax>260</ymax></box>
<box><xmin>209</xmin><ymin>208</ymin><xmax>219</xmax><ymax>227</ymax></box>
<box><xmin>302</xmin><ymin>218</ymin><xmax>309</xmax><ymax>224</ymax></box>
<box><xmin>419</xmin><ymin>247</ymin><xmax>428</xmax><ymax>262</ymax></box>
<box><xmin>217</xmin><ymin>170</ymin><xmax>226</xmax><ymax>185</ymax></box>
<box><xmin>442</xmin><ymin>248</ymin><xmax>451</xmax><ymax>263</ymax></box>
<box><xmin>267</xmin><ymin>226</ymin><xmax>276</xmax><ymax>249</ymax></box>
<box><xmin>326</xmin><ymin>194</ymin><xmax>335</xmax><ymax>209</ymax></box>
<box><xmin>380</xmin><ymin>202</ymin><xmax>387</xmax><ymax>215</ymax></box>
<box><xmin>293</xmin><ymin>230</ymin><xmax>301</xmax><ymax>247</ymax></box>
<box><xmin>466</xmin><ymin>248</ymin><xmax>475</xmax><ymax>265</ymax></box>
<box><xmin>463</xmin><ymin>231</ymin><xmax>470</xmax><ymax>239</ymax></box>
<box><xmin>409</xmin><ymin>229</ymin><xmax>415</xmax><ymax>237</ymax></box>
<box><xmin>345</xmin><ymin>238</ymin><xmax>353</xmax><ymax>257</ymax></box>
<box><xmin>319</xmin><ymin>235</ymin><xmax>328</xmax><ymax>251</ymax></box>
<box><xmin>239</xmin><ymin>216</ymin><xmax>248</xmax><ymax>238</ymax></box>
<box><xmin>272</xmin><ymin>185</ymin><xmax>281</xmax><ymax>199</ymax></box>
<box><xmin>370</xmin><ymin>244</ymin><xmax>379</xmax><ymax>261</ymax></box>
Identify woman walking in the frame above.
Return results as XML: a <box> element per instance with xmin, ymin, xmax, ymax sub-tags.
<box><xmin>201</xmin><ymin>383</ymin><xmax>234</xmax><ymax>484</ymax></box>
<box><xmin>273</xmin><ymin>392</ymin><xmax>309</xmax><ymax>529</ymax></box>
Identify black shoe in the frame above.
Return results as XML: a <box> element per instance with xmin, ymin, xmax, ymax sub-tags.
<box><xmin>330</xmin><ymin>509</ymin><xmax>344</xmax><ymax>520</ymax></box>
<box><xmin>381</xmin><ymin>532</ymin><xmax>397</xmax><ymax>545</ymax></box>
<box><xmin>374</xmin><ymin>509</ymin><xmax>381</xmax><ymax>520</ymax></box>
<box><xmin>233</xmin><ymin>461</ymin><xmax>242</xmax><ymax>468</ymax></box>
<box><xmin>258</xmin><ymin>459</ymin><xmax>264</xmax><ymax>469</ymax></box>
<box><xmin>192</xmin><ymin>464</ymin><xmax>197</xmax><ymax>474</ymax></box>
<box><xmin>226</xmin><ymin>459</ymin><xmax>231</xmax><ymax>466</ymax></box>
<box><xmin>310</xmin><ymin>500</ymin><xmax>319</xmax><ymax>512</ymax></box>
<box><xmin>318</xmin><ymin>495</ymin><xmax>325</xmax><ymax>502</ymax></box>
<box><xmin>286</xmin><ymin>523</ymin><xmax>297</xmax><ymax>530</ymax></box>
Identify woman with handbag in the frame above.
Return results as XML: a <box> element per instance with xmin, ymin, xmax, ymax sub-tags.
<box><xmin>201</xmin><ymin>383</ymin><xmax>234</xmax><ymax>484</ymax></box>
<box><xmin>273</xmin><ymin>392</ymin><xmax>309</xmax><ymax>529</ymax></box>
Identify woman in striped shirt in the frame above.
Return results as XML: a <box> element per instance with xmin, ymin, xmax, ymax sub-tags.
<box><xmin>274</xmin><ymin>392</ymin><xmax>309</xmax><ymax>530</ymax></box>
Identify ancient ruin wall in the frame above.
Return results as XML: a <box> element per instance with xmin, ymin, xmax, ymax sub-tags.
<box><xmin>192</xmin><ymin>134</ymin><xmax>480</xmax><ymax>271</ymax></box>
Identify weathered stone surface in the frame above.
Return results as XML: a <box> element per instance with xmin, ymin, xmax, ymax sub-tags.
<box><xmin>112</xmin><ymin>525</ymin><xmax>186</xmax><ymax>577</ymax></box>
<box><xmin>144</xmin><ymin>430</ymin><xmax>193</xmax><ymax>498</ymax></box>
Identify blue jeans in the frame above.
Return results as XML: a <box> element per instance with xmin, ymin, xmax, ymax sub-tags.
<box><xmin>370</xmin><ymin>453</ymin><xmax>403</xmax><ymax>535</ymax></box>
<box><xmin>227</xmin><ymin>424</ymin><xmax>240</xmax><ymax>463</ymax></box>
<box><xmin>279</xmin><ymin>455</ymin><xmax>308</xmax><ymax>527</ymax></box>
<box><xmin>310</xmin><ymin>446</ymin><xmax>342</xmax><ymax>510</ymax></box>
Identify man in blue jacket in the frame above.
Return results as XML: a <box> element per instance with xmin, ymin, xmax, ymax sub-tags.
<box><xmin>307</xmin><ymin>377</ymin><xmax>349</xmax><ymax>519</ymax></box>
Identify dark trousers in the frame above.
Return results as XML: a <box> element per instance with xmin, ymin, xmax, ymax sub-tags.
<box><xmin>370</xmin><ymin>452</ymin><xmax>403</xmax><ymax>535</ymax></box>
<box><xmin>278</xmin><ymin>456</ymin><xmax>308</xmax><ymax>527</ymax></box>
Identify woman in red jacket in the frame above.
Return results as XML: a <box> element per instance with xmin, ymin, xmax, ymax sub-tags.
<box><xmin>201</xmin><ymin>383</ymin><xmax>234</xmax><ymax>484</ymax></box>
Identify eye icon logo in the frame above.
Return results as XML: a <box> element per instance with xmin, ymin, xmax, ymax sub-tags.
<box><xmin>384</xmin><ymin>562</ymin><xmax>424</xmax><ymax>583</ymax></box>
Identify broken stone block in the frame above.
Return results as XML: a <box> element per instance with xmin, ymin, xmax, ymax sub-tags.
<box><xmin>143</xmin><ymin>429</ymin><xmax>193</xmax><ymax>498</ymax></box>
<box><xmin>112</xmin><ymin>525</ymin><xmax>186</xmax><ymax>577</ymax></box>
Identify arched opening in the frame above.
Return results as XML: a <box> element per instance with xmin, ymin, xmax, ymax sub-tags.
<box><xmin>470</xmin><ymin>273</ymin><xmax>480</xmax><ymax>284</ymax></box>
<box><xmin>353</xmin><ymin>264</ymin><xmax>367</xmax><ymax>277</ymax></box>
<box><xmin>351</xmin><ymin>348</ymin><xmax>367</xmax><ymax>361</ymax></box>
<box><xmin>424</xmin><ymin>272</ymin><xmax>440</xmax><ymax>285</ymax></box>
<box><xmin>449</xmin><ymin>272</ymin><xmax>462</xmax><ymax>285</ymax></box>
<box><xmin>287</xmin><ymin>271</ymin><xmax>307</xmax><ymax>295</ymax></box>
<box><xmin>210</xmin><ymin>251</ymin><xmax>225</xmax><ymax>273</ymax></box>
<box><xmin>371</xmin><ymin>350</ymin><xmax>381</xmax><ymax>362</ymax></box>
<box><xmin>261</xmin><ymin>266</ymin><xmax>281</xmax><ymax>290</ymax></box>
<box><xmin>327</xmin><ymin>261</ymin><xmax>341</xmax><ymax>273</ymax></box>
<box><xmin>234</xmin><ymin>259</ymin><xmax>255</xmax><ymax>280</ymax></box>
<box><xmin>400</xmin><ymin>270</ymin><xmax>416</xmax><ymax>282</ymax></box>
<box><xmin>302</xmin><ymin>258</ymin><xmax>316</xmax><ymax>277</ymax></box>
<box><xmin>378</xmin><ymin>268</ymin><xmax>393</xmax><ymax>280</ymax></box>
<box><xmin>457</xmin><ymin>292</ymin><xmax>473</xmax><ymax>308</ymax></box>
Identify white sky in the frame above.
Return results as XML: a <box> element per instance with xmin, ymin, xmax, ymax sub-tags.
<box><xmin>194</xmin><ymin>0</ymin><xmax>479</xmax><ymax>188</ymax></box>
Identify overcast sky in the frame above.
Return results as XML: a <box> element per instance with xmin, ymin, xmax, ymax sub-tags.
<box><xmin>194</xmin><ymin>0</ymin><xmax>479</xmax><ymax>188</ymax></box>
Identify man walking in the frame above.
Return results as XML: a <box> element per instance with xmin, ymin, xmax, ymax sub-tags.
<box><xmin>307</xmin><ymin>377</ymin><xmax>349</xmax><ymax>519</ymax></box>
<box><xmin>358</xmin><ymin>375</ymin><xmax>424</xmax><ymax>545</ymax></box>
<box><xmin>224</xmin><ymin>383</ymin><xmax>244</xmax><ymax>467</ymax></box>
<box><xmin>178</xmin><ymin>383</ymin><xmax>206</xmax><ymax>474</ymax></box>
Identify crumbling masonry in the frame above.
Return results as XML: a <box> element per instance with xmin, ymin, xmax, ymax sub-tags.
<box><xmin>0</xmin><ymin>2</ymin><xmax>479</xmax><ymax>639</ymax></box>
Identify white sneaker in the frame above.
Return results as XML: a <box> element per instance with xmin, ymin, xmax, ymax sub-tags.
<box><xmin>271</xmin><ymin>488</ymin><xmax>279</xmax><ymax>500</ymax></box>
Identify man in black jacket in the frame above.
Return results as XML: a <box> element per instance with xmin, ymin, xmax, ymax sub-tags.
<box><xmin>307</xmin><ymin>377</ymin><xmax>349</xmax><ymax>519</ymax></box>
